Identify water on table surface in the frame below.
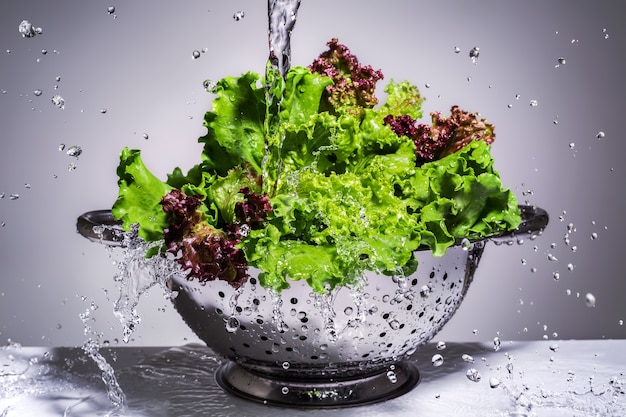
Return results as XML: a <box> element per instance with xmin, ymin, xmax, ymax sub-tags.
<box><xmin>1</xmin><ymin>341</ymin><xmax>625</xmax><ymax>417</ymax></box>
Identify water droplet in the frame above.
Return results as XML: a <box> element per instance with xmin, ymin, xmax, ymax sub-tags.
<box><xmin>425</xmin><ymin>83</ymin><xmax>431</xmax><ymax>88</ymax></box>
<box><xmin>515</xmin><ymin>94</ymin><xmax>521</xmax><ymax>100</ymax></box>
<box><xmin>281</xmin><ymin>386</ymin><xmax>289</xmax><ymax>394</ymax></box>
<box><xmin>107</xmin><ymin>6</ymin><xmax>116</xmax><ymax>14</ymax></box>
<box><xmin>142</xmin><ymin>133</ymin><xmax>149</xmax><ymax>140</ymax></box>
<box><xmin>569</xmin><ymin>142</ymin><xmax>575</xmax><ymax>149</ymax></box>
<box><xmin>51</xmin><ymin>95</ymin><xmax>65</xmax><ymax>109</ymax></box>
<box><xmin>9</xmin><ymin>194</ymin><xmax>19</xmax><ymax>200</ymax></box>
<box><xmin>585</xmin><ymin>293</ymin><xmax>596</xmax><ymax>307</ymax></box>
<box><xmin>521</xmin><ymin>258</ymin><xmax>527</xmax><ymax>265</ymax></box>
<box><xmin>619</xmin><ymin>320</ymin><xmax>623</xmax><ymax>326</ymax></box>
<box><xmin>469</xmin><ymin>47</ymin><xmax>480</xmax><ymax>63</ymax></box>
<box><xmin>66</xmin><ymin>145</ymin><xmax>82</xmax><ymax>158</ymax></box>
<box><xmin>233</xmin><ymin>10</ymin><xmax>245</xmax><ymax>21</ymax></box>
<box><xmin>553</xmin><ymin>272</ymin><xmax>560</xmax><ymax>281</ymax></box>
<box><xmin>387</xmin><ymin>370</ymin><xmax>398</xmax><ymax>383</ymax></box>
<box><xmin>453</xmin><ymin>46</ymin><xmax>461</xmax><ymax>53</ymax></box>
<box><xmin>461</xmin><ymin>238</ymin><xmax>471</xmax><ymax>251</ymax></box>
<box><xmin>191</xmin><ymin>50</ymin><xmax>201</xmax><ymax>60</ymax></box>
<box><xmin>466</xmin><ymin>368</ymin><xmax>482</xmax><ymax>382</ymax></box>
<box><xmin>493</xmin><ymin>337</ymin><xmax>501</xmax><ymax>351</ymax></box>
<box><xmin>203</xmin><ymin>79</ymin><xmax>216</xmax><ymax>92</ymax></box>
<box><xmin>549</xmin><ymin>343</ymin><xmax>559</xmax><ymax>352</ymax></box>
<box><xmin>436</xmin><ymin>341</ymin><xmax>447</xmax><ymax>350</ymax></box>
<box><xmin>547</xmin><ymin>253</ymin><xmax>558</xmax><ymax>262</ymax></box>
<box><xmin>462</xmin><ymin>354</ymin><xmax>475</xmax><ymax>363</ymax></box>
<box><xmin>557</xmin><ymin>57</ymin><xmax>566</xmax><ymax>65</ymax></box>
<box><xmin>590</xmin><ymin>232</ymin><xmax>598</xmax><ymax>240</ymax></box>
<box><xmin>19</xmin><ymin>20</ymin><xmax>41</xmax><ymax>38</ymax></box>
<box><xmin>420</xmin><ymin>285</ymin><xmax>431</xmax><ymax>298</ymax></box>
<box><xmin>529</xmin><ymin>99</ymin><xmax>538</xmax><ymax>107</ymax></box>
<box><xmin>68</xmin><ymin>162</ymin><xmax>77</xmax><ymax>171</ymax></box>
<box><xmin>33</xmin><ymin>89</ymin><xmax>43</xmax><ymax>96</ymax></box>
<box><xmin>432</xmin><ymin>354</ymin><xmax>444</xmax><ymax>367</ymax></box>
<box><xmin>344</xmin><ymin>306</ymin><xmax>353</xmax><ymax>315</ymax></box>
<box><xmin>389</xmin><ymin>319</ymin><xmax>401</xmax><ymax>330</ymax></box>
<box><xmin>24</xmin><ymin>183</ymin><xmax>31</xmax><ymax>189</ymax></box>
<box><xmin>282</xmin><ymin>361</ymin><xmax>290</xmax><ymax>369</ymax></box>
<box><xmin>225</xmin><ymin>316</ymin><xmax>239</xmax><ymax>333</ymax></box>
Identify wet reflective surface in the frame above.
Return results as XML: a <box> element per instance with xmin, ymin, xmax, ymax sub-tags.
<box><xmin>2</xmin><ymin>340</ymin><xmax>625</xmax><ymax>416</ymax></box>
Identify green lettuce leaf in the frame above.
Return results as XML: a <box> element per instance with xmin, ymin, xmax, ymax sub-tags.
<box><xmin>112</xmin><ymin>148</ymin><xmax>172</xmax><ymax>242</ymax></box>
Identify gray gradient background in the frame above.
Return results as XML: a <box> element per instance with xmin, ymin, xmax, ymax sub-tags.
<box><xmin>1</xmin><ymin>0</ymin><xmax>624</xmax><ymax>347</ymax></box>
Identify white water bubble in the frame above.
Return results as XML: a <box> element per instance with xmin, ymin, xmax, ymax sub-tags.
<box><xmin>9</xmin><ymin>194</ymin><xmax>19</xmax><ymax>200</ymax></box>
<box><xmin>453</xmin><ymin>46</ymin><xmax>461</xmax><ymax>53</ymax></box>
<box><xmin>203</xmin><ymin>79</ymin><xmax>216</xmax><ymax>92</ymax></box>
<box><xmin>387</xmin><ymin>370</ymin><xmax>398</xmax><ymax>383</ymax></box>
<box><xmin>388</xmin><ymin>319</ymin><xmax>401</xmax><ymax>330</ymax></box>
<box><xmin>233</xmin><ymin>11</ymin><xmax>245</xmax><ymax>21</ymax></box>
<box><xmin>469</xmin><ymin>47</ymin><xmax>480</xmax><ymax>63</ymax></box>
<box><xmin>66</xmin><ymin>145</ymin><xmax>82</xmax><ymax>158</ymax></box>
<box><xmin>107</xmin><ymin>6</ymin><xmax>116</xmax><ymax>14</ymax></box>
<box><xmin>585</xmin><ymin>293</ymin><xmax>596</xmax><ymax>307</ymax></box>
<box><xmin>51</xmin><ymin>95</ymin><xmax>65</xmax><ymax>109</ymax></box>
<box><xmin>19</xmin><ymin>20</ymin><xmax>41</xmax><ymax>38</ymax></box>
<box><xmin>557</xmin><ymin>57</ymin><xmax>566</xmax><ymax>65</ymax></box>
<box><xmin>281</xmin><ymin>386</ymin><xmax>289</xmax><ymax>394</ymax></box>
<box><xmin>282</xmin><ymin>361</ymin><xmax>290</xmax><ymax>369</ymax></box>
<box><xmin>466</xmin><ymin>368</ymin><xmax>482</xmax><ymax>382</ymax></box>
<box><xmin>549</xmin><ymin>343</ymin><xmax>559</xmax><ymax>352</ymax></box>
<box><xmin>142</xmin><ymin>133</ymin><xmax>149</xmax><ymax>140</ymax></box>
<box><xmin>460</xmin><ymin>238</ymin><xmax>471</xmax><ymax>251</ymax></box>
<box><xmin>489</xmin><ymin>377</ymin><xmax>501</xmax><ymax>388</ymax></box>
<box><xmin>33</xmin><ymin>89</ymin><xmax>43</xmax><ymax>97</ymax></box>
<box><xmin>191</xmin><ymin>50</ymin><xmax>201</xmax><ymax>60</ymax></box>
<box><xmin>436</xmin><ymin>341</ymin><xmax>447</xmax><ymax>350</ymax></box>
<box><xmin>431</xmin><ymin>354</ymin><xmax>444</xmax><ymax>367</ymax></box>
<box><xmin>529</xmin><ymin>99</ymin><xmax>538</xmax><ymax>107</ymax></box>
<box><xmin>462</xmin><ymin>354</ymin><xmax>475</xmax><ymax>363</ymax></box>
<box><xmin>493</xmin><ymin>337</ymin><xmax>501</xmax><ymax>351</ymax></box>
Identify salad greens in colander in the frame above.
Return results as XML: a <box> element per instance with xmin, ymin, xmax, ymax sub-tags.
<box><xmin>111</xmin><ymin>39</ymin><xmax>521</xmax><ymax>293</ymax></box>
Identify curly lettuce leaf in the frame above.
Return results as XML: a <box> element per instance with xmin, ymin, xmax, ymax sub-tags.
<box><xmin>199</xmin><ymin>71</ymin><xmax>266</xmax><ymax>176</ymax></box>
<box><xmin>112</xmin><ymin>148</ymin><xmax>173</xmax><ymax>242</ymax></box>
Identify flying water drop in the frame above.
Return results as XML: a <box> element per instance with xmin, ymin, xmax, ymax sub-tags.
<box><xmin>51</xmin><ymin>95</ymin><xmax>65</xmax><ymax>109</ymax></box>
<box><xmin>585</xmin><ymin>293</ymin><xmax>596</xmax><ymax>307</ymax></box>
<box><xmin>432</xmin><ymin>354</ymin><xmax>444</xmax><ymax>367</ymax></box>
<box><xmin>18</xmin><ymin>20</ymin><xmax>42</xmax><ymax>38</ymax></box>
<box><xmin>469</xmin><ymin>47</ymin><xmax>480</xmax><ymax>63</ymax></box>
<box><xmin>233</xmin><ymin>11</ymin><xmax>245</xmax><ymax>21</ymax></box>
<box><xmin>466</xmin><ymin>368</ymin><xmax>482</xmax><ymax>382</ymax></box>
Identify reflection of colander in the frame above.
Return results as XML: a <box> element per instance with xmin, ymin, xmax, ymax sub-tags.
<box><xmin>77</xmin><ymin>205</ymin><xmax>548</xmax><ymax>408</ymax></box>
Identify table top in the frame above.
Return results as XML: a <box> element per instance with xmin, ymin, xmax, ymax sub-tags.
<box><xmin>2</xmin><ymin>340</ymin><xmax>625</xmax><ymax>416</ymax></box>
